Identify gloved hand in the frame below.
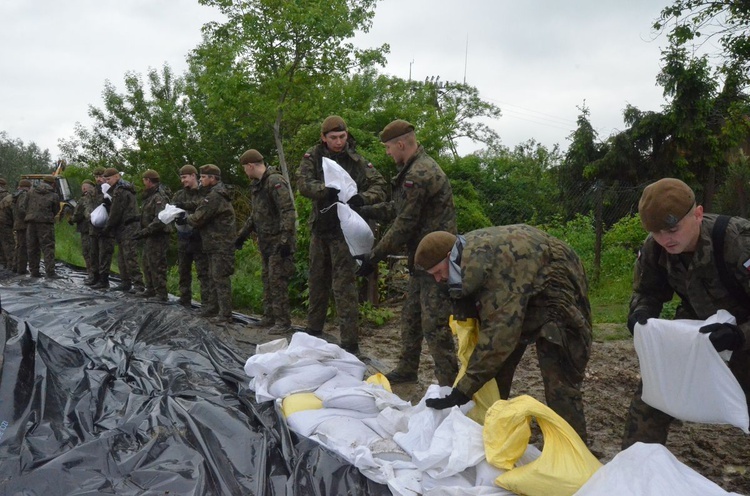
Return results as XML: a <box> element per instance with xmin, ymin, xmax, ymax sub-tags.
<box><xmin>234</xmin><ymin>237</ymin><xmax>246</xmax><ymax>251</ymax></box>
<box><xmin>173</xmin><ymin>202</ymin><xmax>186</xmax><ymax>210</ymax></box>
<box><xmin>279</xmin><ymin>243</ymin><xmax>292</xmax><ymax>258</ymax></box>
<box><xmin>627</xmin><ymin>310</ymin><xmax>650</xmax><ymax>335</ymax></box>
<box><xmin>425</xmin><ymin>389</ymin><xmax>471</xmax><ymax>410</ymax></box>
<box><xmin>347</xmin><ymin>194</ymin><xmax>364</xmax><ymax>209</ymax></box>
<box><xmin>354</xmin><ymin>254</ymin><xmax>376</xmax><ymax>277</ymax></box>
<box><xmin>699</xmin><ymin>322</ymin><xmax>745</xmax><ymax>352</ymax></box>
<box><xmin>325</xmin><ymin>187</ymin><xmax>340</xmax><ymax>203</ymax></box>
<box><xmin>101</xmin><ymin>226</ymin><xmax>112</xmax><ymax>237</ymax></box>
<box><xmin>452</xmin><ymin>297</ymin><xmax>479</xmax><ymax>321</ymax></box>
<box><xmin>175</xmin><ymin>212</ymin><xmax>188</xmax><ymax>226</ymax></box>
<box><xmin>68</xmin><ymin>218</ymin><xmax>75</xmax><ymax>226</ymax></box>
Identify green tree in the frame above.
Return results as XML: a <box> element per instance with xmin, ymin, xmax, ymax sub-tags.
<box><xmin>0</xmin><ymin>132</ymin><xmax>53</xmax><ymax>185</ymax></box>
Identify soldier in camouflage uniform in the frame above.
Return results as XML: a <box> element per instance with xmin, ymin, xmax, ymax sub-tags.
<box><xmin>172</xmin><ymin>164</ymin><xmax>209</xmax><ymax>307</ymax></box>
<box><xmin>134</xmin><ymin>169</ymin><xmax>171</xmax><ymax>301</ymax></box>
<box><xmin>416</xmin><ymin>226</ymin><xmax>593</xmax><ymax>443</ymax></box>
<box><xmin>12</xmin><ymin>179</ymin><xmax>31</xmax><ymax>274</ymax></box>
<box><xmin>622</xmin><ymin>178</ymin><xmax>750</xmax><ymax>449</ymax></box>
<box><xmin>235</xmin><ymin>149</ymin><xmax>297</xmax><ymax>334</ymax></box>
<box><xmin>0</xmin><ymin>178</ymin><xmax>14</xmax><ymax>270</ymax></box>
<box><xmin>69</xmin><ymin>180</ymin><xmax>97</xmax><ymax>282</ymax></box>
<box><xmin>91</xmin><ymin>168</ymin><xmax>116</xmax><ymax>288</ymax></box>
<box><xmin>297</xmin><ymin>115</ymin><xmax>388</xmax><ymax>353</ymax></box>
<box><xmin>180</xmin><ymin>164</ymin><xmax>236</xmax><ymax>323</ymax></box>
<box><xmin>24</xmin><ymin>176</ymin><xmax>61</xmax><ymax>278</ymax></box>
<box><xmin>357</xmin><ymin>120</ymin><xmax>458</xmax><ymax>386</ymax></box>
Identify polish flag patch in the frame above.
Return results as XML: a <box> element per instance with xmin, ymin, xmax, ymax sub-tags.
<box><xmin>743</xmin><ymin>258</ymin><xmax>750</xmax><ymax>271</ymax></box>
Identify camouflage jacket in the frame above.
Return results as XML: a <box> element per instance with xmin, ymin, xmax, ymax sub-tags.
<box><xmin>187</xmin><ymin>181</ymin><xmax>235</xmax><ymax>253</ymax></box>
<box><xmin>0</xmin><ymin>189</ymin><xmax>13</xmax><ymax>227</ymax></box>
<box><xmin>12</xmin><ymin>189</ymin><xmax>29</xmax><ymax>230</ymax></box>
<box><xmin>24</xmin><ymin>183</ymin><xmax>59</xmax><ymax>224</ymax></box>
<box><xmin>297</xmin><ymin>142</ymin><xmax>387</xmax><ymax>236</ymax></box>
<box><xmin>139</xmin><ymin>185</ymin><xmax>171</xmax><ymax>236</ymax></box>
<box><xmin>71</xmin><ymin>189</ymin><xmax>97</xmax><ymax>233</ymax></box>
<box><xmin>172</xmin><ymin>185</ymin><xmax>205</xmax><ymax>249</ymax></box>
<box><xmin>369</xmin><ymin>146</ymin><xmax>456</xmax><ymax>268</ymax></box>
<box><xmin>452</xmin><ymin>225</ymin><xmax>593</xmax><ymax>397</ymax></box>
<box><xmin>238</xmin><ymin>166</ymin><xmax>296</xmax><ymax>253</ymax></box>
<box><xmin>105</xmin><ymin>180</ymin><xmax>139</xmax><ymax>231</ymax></box>
<box><xmin>630</xmin><ymin>213</ymin><xmax>750</xmax><ymax>349</ymax></box>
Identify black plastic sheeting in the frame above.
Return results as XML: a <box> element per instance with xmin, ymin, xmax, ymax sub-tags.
<box><xmin>0</xmin><ymin>265</ymin><xmax>390</xmax><ymax>495</ymax></box>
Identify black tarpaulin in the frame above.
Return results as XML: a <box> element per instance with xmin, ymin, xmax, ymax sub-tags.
<box><xmin>0</xmin><ymin>266</ymin><xmax>390</xmax><ymax>495</ymax></box>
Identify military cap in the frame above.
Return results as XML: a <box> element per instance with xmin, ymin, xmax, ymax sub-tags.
<box><xmin>321</xmin><ymin>115</ymin><xmax>347</xmax><ymax>134</ymax></box>
<box><xmin>43</xmin><ymin>176</ymin><xmax>55</xmax><ymax>184</ymax></box>
<box><xmin>82</xmin><ymin>179</ymin><xmax>95</xmax><ymax>186</ymax></box>
<box><xmin>103</xmin><ymin>167</ymin><xmax>119</xmax><ymax>178</ymax></box>
<box><xmin>638</xmin><ymin>178</ymin><xmax>696</xmax><ymax>232</ymax></box>
<box><xmin>93</xmin><ymin>167</ymin><xmax>106</xmax><ymax>176</ymax></box>
<box><xmin>239</xmin><ymin>149</ymin><xmax>264</xmax><ymax>165</ymax></box>
<box><xmin>199</xmin><ymin>164</ymin><xmax>221</xmax><ymax>177</ymax></box>
<box><xmin>142</xmin><ymin>169</ymin><xmax>160</xmax><ymax>180</ymax></box>
<box><xmin>0</xmin><ymin>177</ymin><xmax>6</xmax><ymax>186</ymax></box>
<box><xmin>179</xmin><ymin>164</ymin><xmax>197</xmax><ymax>175</ymax></box>
<box><xmin>415</xmin><ymin>231</ymin><xmax>457</xmax><ymax>270</ymax></box>
<box><xmin>380</xmin><ymin>119</ymin><xmax>415</xmax><ymax>143</ymax></box>
<box><xmin>19</xmin><ymin>179</ymin><xmax>32</xmax><ymax>188</ymax></box>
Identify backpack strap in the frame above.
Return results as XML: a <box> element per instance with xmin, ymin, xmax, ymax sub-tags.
<box><xmin>711</xmin><ymin>215</ymin><xmax>750</xmax><ymax>308</ymax></box>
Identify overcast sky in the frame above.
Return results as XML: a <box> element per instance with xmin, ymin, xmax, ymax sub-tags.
<box><xmin>1</xmin><ymin>0</ymin><xmax>673</xmax><ymax>160</ymax></box>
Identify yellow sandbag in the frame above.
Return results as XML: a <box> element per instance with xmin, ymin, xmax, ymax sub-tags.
<box><xmin>484</xmin><ymin>395</ymin><xmax>601</xmax><ymax>496</ymax></box>
<box><xmin>450</xmin><ymin>316</ymin><xmax>501</xmax><ymax>424</ymax></box>
<box><xmin>366</xmin><ymin>372</ymin><xmax>392</xmax><ymax>393</ymax></box>
<box><xmin>280</xmin><ymin>392</ymin><xmax>323</xmax><ymax>417</ymax></box>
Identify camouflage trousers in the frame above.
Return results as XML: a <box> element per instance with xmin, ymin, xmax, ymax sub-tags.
<box><xmin>0</xmin><ymin>225</ymin><xmax>15</xmax><ymax>269</ymax></box>
<box><xmin>261</xmin><ymin>246</ymin><xmax>295</xmax><ymax>327</ymax></box>
<box><xmin>622</xmin><ymin>347</ymin><xmax>750</xmax><ymax>449</ymax></box>
<box><xmin>177</xmin><ymin>246</ymin><xmax>209</xmax><ymax>305</ymax></box>
<box><xmin>14</xmin><ymin>229</ymin><xmax>27</xmax><ymax>273</ymax></box>
<box><xmin>204</xmin><ymin>250</ymin><xmax>235</xmax><ymax>319</ymax></box>
<box><xmin>80</xmin><ymin>232</ymin><xmax>92</xmax><ymax>277</ymax></box>
<box><xmin>495</xmin><ymin>336</ymin><xmax>590</xmax><ymax>443</ymax></box>
<box><xmin>94</xmin><ymin>231</ymin><xmax>116</xmax><ymax>280</ymax></box>
<box><xmin>26</xmin><ymin>222</ymin><xmax>56</xmax><ymax>275</ymax></box>
<box><xmin>396</xmin><ymin>272</ymin><xmax>458</xmax><ymax>387</ymax></box>
<box><xmin>141</xmin><ymin>233</ymin><xmax>169</xmax><ymax>298</ymax></box>
<box><xmin>307</xmin><ymin>232</ymin><xmax>358</xmax><ymax>349</ymax></box>
<box><xmin>115</xmin><ymin>222</ymin><xmax>143</xmax><ymax>287</ymax></box>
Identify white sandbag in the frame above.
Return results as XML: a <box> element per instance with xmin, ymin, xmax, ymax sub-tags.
<box><xmin>158</xmin><ymin>203</ymin><xmax>187</xmax><ymax>224</ymax></box>
<box><xmin>634</xmin><ymin>310</ymin><xmax>749</xmax><ymax>432</ymax></box>
<box><xmin>286</xmin><ymin>407</ymin><xmax>376</xmax><ymax>438</ymax></box>
<box><xmin>322</xmin><ymin>157</ymin><xmax>357</xmax><ymax>202</ymax></box>
<box><xmin>90</xmin><ymin>203</ymin><xmax>108</xmax><ymax>228</ymax></box>
<box><xmin>573</xmin><ymin>442</ymin><xmax>743</xmax><ymax>496</ymax></box>
<box><xmin>321</xmin><ymin>384</ymin><xmax>411</xmax><ymax>414</ymax></box>
<box><xmin>266</xmin><ymin>363</ymin><xmax>339</xmax><ymax>399</ymax></box>
<box><xmin>337</xmin><ymin>202</ymin><xmax>374</xmax><ymax>256</ymax></box>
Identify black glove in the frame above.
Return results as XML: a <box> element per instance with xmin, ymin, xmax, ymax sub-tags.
<box><xmin>354</xmin><ymin>254</ymin><xmax>376</xmax><ymax>277</ymax></box>
<box><xmin>175</xmin><ymin>212</ymin><xmax>188</xmax><ymax>226</ymax></box>
<box><xmin>101</xmin><ymin>226</ymin><xmax>112</xmax><ymax>237</ymax></box>
<box><xmin>173</xmin><ymin>202</ymin><xmax>186</xmax><ymax>210</ymax></box>
<box><xmin>326</xmin><ymin>187</ymin><xmax>340</xmax><ymax>203</ymax></box>
<box><xmin>102</xmin><ymin>197</ymin><xmax>112</xmax><ymax>208</ymax></box>
<box><xmin>356</xmin><ymin>205</ymin><xmax>374</xmax><ymax>221</ymax></box>
<box><xmin>347</xmin><ymin>194</ymin><xmax>364</xmax><ymax>209</ymax></box>
<box><xmin>279</xmin><ymin>243</ymin><xmax>292</xmax><ymax>258</ymax></box>
<box><xmin>425</xmin><ymin>389</ymin><xmax>471</xmax><ymax>410</ymax></box>
<box><xmin>452</xmin><ymin>297</ymin><xmax>479</xmax><ymax>321</ymax></box>
<box><xmin>699</xmin><ymin>322</ymin><xmax>745</xmax><ymax>352</ymax></box>
<box><xmin>68</xmin><ymin>219</ymin><xmax>75</xmax><ymax>226</ymax></box>
<box><xmin>627</xmin><ymin>310</ymin><xmax>650</xmax><ymax>335</ymax></box>
<box><xmin>234</xmin><ymin>237</ymin><xmax>246</xmax><ymax>251</ymax></box>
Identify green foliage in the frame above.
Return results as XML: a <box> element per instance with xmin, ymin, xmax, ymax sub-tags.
<box><xmin>232</xmin><ymin>242</ymin><xmax>265</xmax><ymax>312</ymax></box>
<box><xmin>0</xmin><ymin>131</ymin><xmax>53</xmax><ymax>185</ymax></box>
<box><xmin>602</xmin><ymin>213</ymin><xmax>647</xmax><ymax>253</ymax></box>
<box><xmin>359</xmin><ymin>301</ymin><xmax>393</xmax><ymax>327</ymax></box>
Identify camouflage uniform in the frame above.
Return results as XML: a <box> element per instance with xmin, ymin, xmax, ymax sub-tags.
<box><xmin>622</xmin><ymin>213</ymin><xmax>750</xmax><ymax>449</ymax></box>
<box><xmin>237</xmin><ymin>166</ymin><xmax>297</xmax><ymax>328</ymax></box>
<box><xmin>297</xmin><ymin>141</ymin><xmax>387</xmax><ymax>348</ymax></box>
<box><xmin>0</xmin><ymin>188</ymin><xmax>15</xmax><ymax>270</ymax></box>
<box><xmin>71</xmin><ymin>188</ymin><xmax>97</xmax><ymax>280</ymax></box>
<box><xmin>12</xmin><ymin>188</ymin><xmax>29</xmax><ymax>274</ymax></box>
<box><xmin>104</xmin><ymin>180</ymin><xmax>143</xmax><ymax>289</ymax></box>
<box><xmin>366</xmin><ymin>145</ymin><xmax>458</xmax><ymax>386</ymax></box>
<box><xmin>447</xmin><ymin>225</ymin><xmax>592</xmax><ymax>442</ymax></box>
<box><xmin>139</xmin><ymin>184</ymin><xmax>171</xmax><ymax>300</ymax></box>
<box><xmin>24</xmin><ymin>182</ymin><xmax>60</xmax><ymax>277</ymax></box>
<box><xmin>91</xmin><ymin>184</ymin><xmax>116</xmax><ymax>287</ymax></box>
<box><xmin>172</xmin><ymin>186</ymin><xmax>209</xmax><ymax>306</ymax></box>
<box><xmin>187</xmin><ymin>181</ymin><xmax>236</xmax><ymax>320</ymax></box>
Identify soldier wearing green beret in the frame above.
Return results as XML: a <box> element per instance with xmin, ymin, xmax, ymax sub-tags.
<box><xmin>0</xmin><ymin>177</ymin><xmax>12</xmax><ymax>269</ymax></box>
<box><xmin>69</xmin><ymin>180</ymin><xmax>97</xmax><ymax>282</ymax></box>
<box><xmin>134</xmin><ymin>169</ymin><xmax>171</xmax><ymax>301</ymax></box>
<box><xmin>24</xmin><ymin>176</ymin><xmax>61</xmax><ymax>278</ymax></box>
<box><xmin>89</xmin><ymin>167</ymin><xmax>114</xmax><ymax>287</ymax></box>
<box><xmin>12</xmin><ymin>180</ymin><xmax>32</xmax><ymax>274</ymax></box>
<box><xmin>622</xmin><ymin>178</ymin><xmax>750</xmax><ymax>449</ymax></box>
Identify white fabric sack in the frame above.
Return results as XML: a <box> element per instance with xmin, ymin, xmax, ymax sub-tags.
<box><xmin>336</xmin><ymin>202</ymin><xmax>374</xmax><ymax>256</ymax></box>
<box><xmin>101</xmin><ymin>183</ymin><xmax>111</xmax><ymax>198</ymax></box>
<box><xmin>322</xmin><ymin>157</ymin><xmax>357</xmax><ymax>202</ymax></box>
<box><xmin>634</xmin><ymin>310</ymin><xmax>749</xmax><ymax>432</ymax></box>
<box><xmin>573</xmin><ymin>442</ymin><xmax>743</xmax><ymax>496</ymax></box>
<box><xmin>158</xmin><ymin>203</ymin><xmax>187</xmax><ymax>224</ymax></box>
<box><xmin>90</xmin><ymin>203</ymin><xmax>108</xmax><ymax>228</ymax></box>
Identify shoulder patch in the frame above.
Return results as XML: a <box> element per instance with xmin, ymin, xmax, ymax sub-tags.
<box><xmin>367</xmin><ymin>162</ymin><xmax>373</xmax><ymax>168</ymax></box>
<box><xmin>404</xmin><ymin>180</ymin><xmax>414</xmax><ymax>188</ymax></box>
<box><xmin>203</xmin><ymin>198</ymin><xmax>210</xmax><ymax>203</ymax></box>
<box><xmin>304</xmin><ymin>153</ymin><xmax>311</xmax><ymax>158</ymax></box>
<box><xmin>274</xmin><ymin>183</ymin><xmax>283</xmax><ymax>190</ymax></box>
<box><xmin>744</xmin><ymin>258</ymin><xmax>750</xmax><ymax>271</ymax></box>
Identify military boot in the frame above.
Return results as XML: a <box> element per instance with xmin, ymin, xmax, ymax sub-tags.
<box><xmin>83</xmin><ymin>274</ymin><xmax>99</xmax><ymax>286</ymax></box>
<box><xmin>92</xmin><ymin>277</ymin><xmax>110</xmax><ymax>289</ymax></box>
<box><xmin>385</xmin><ymin>368</ymin><xmax>418</xmax><ymax>384</ymax></box>
<box><xmin>113</xmin><ymin>281</ymin><xmax>132</xmax><ymax>292</ymax></box>
<box><xmin>135</xmin><ymin>288</ymin><xmax>156</xmax><ymax>298</ymax></box>
<box><xmin>268</xmin><ymin>324</ymin><xmax>292</xmax><ymax>335</ymax></box>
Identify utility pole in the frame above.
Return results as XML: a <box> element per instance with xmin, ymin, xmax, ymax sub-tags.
<box><xmin>408</xmin><ymin>59</ymin><xmax>414</xmax><ymax>81</ymax></box>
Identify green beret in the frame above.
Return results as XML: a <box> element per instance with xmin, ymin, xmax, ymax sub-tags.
<box><xmin>179</xmin><ymin>164</ymin><xmax>197</xmax><ymax>175</ymax></box>
<box><xmin>19</xmin><ymin>179</ymin><xmax>32</xmax><ymax>188</ymax></box>
<box><xmin>199</xmin><ymin>164</ymin><xmax>221</xmax><ymax>177</ymax></box>
<box><xmin>639</xmin><ymin>178</ymin><xmax>696</xmax><ymax>232</ymax></box>
<box><xmin>321</xmin><ymin>115</ymin><xmax>347</xmax><ymax>135</ymax></box>
<box><xmin>93</xmin><ymin>167</ymin><xmax>106</xmax><ymax>176</ymax></box>
<box><xmin>103</xmin><ymin>167</ymin><xmax>119</xmax><ymax>178</ymax></box>
<box><xmin>380</xmin><ymin>119</ymin><xmax>415</xmax><ymax>143</ymax></box>
<box><xmin>142</xmin><ymin>169</ymin><xmax>160</xmax><ymax>180</ymax></box>
<box><xmin>240</xmin><ymin>149</ymin><xmax>264</xmax><ymax>165</ymax></box>
<box><xmin>42</xmin><ymin>176</ymin><xmax>55</xmax><ymax>184</ymax></box>
<box><xmin>82</xmin><ymin>179</ymin><xmax>95</xmax><ymax>186</ymax></box>
<box><xmin>415</xmin><ymin>231</ymin><xmax>457</xmax><ymax>270</ymax></box>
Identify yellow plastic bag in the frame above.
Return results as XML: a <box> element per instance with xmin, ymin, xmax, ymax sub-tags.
<box><xmin>484</xmin><ymin>395</ymin><xmax>601</xmax><ymax>496</ymax></box>
<box><xmin>280</xmin><ymin>392</ymin><xmax>323</xmax><ymax>417</ymax></box>
<box><xmin>450</xmin><ymin>316</ymin><xmax>501</xmax><ymax>424</ymax></box>
<box><xmin>366</xmin><ymin>372</ymin><xmax>392</xmax><ymax>393</ymax></box>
